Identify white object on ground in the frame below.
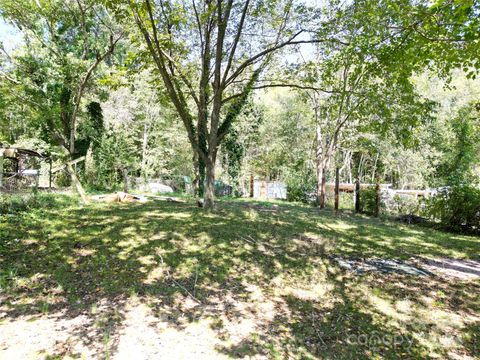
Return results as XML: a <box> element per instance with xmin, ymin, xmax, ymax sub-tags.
<box><xmin>148</xmin><ymin>183</ymin><xmax>174</xmax><ymax>194</ymax></box>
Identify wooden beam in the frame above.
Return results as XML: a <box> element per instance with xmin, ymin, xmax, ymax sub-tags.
<box><xmin>51</xmin><ymin>156</ymin><xmax>86</xmax><ymax>174</ymax></box>
<box><xmin>374</xmin><ymin>181</ymin><xmax>380</xmax><ymax>217</ymax></box>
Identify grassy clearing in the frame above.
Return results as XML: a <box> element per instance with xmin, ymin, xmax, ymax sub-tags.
<box><xmin>0</xmin><ymin>195</ymin><xmax>479</xmax><ymax>359</ymax></box>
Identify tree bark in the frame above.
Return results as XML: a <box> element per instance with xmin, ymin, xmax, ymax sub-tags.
<box><xmin>250</xmin><ymin>173</ymin><xmax>254</xmax><ymax>198</ymax></box>
<box><xmin>132</xmin><ymin>0</ymin><xmax>302</xmax><ymax>209</ymax></box>
<box><xmin>316</xmin><ymin>152</ymin><xmax>332</xmax><ymax>209</ymax></box>
<box><xmin>319</xmin><ymin>167</ymin><xmax>327</xmax><ymax>208</ymax></box>
<box><xmin>141</xmin><ymin>121</ymin><xmax>149</xmax><ymax>180</ymax></box>
<box><xmin>314</xmin><ymin>108</ymin><xmax>332</xmax><ymax>209</ymax></box>
<box><xmin>334</xmin><ymin>166</ymin><xmax>340</xmax><ymax>212</ymax></box>
<box><xmin>374</xmin><ymin>181</ymin><xmax>380</xmax><ymax>217</ymax></box>
<box><xmin>371</xmin><ymin>153</ymin><xmax>379</xmax><ymax>182</ymax></box>
<box><xmin>0</xmin><ymin>150</ymin><xmax>4</xmax><ymax>188</ymax></box>
<box><xmin>354</xmin><ymin>176</ymin><xmax>361</xmax><ymax>213</ymax></box>
<box><xmin>204</xmin><ymin>154</ymin><xmax>216</xmax><ymax>209</ymax></box>
<box><xmin>122</xmin><ymin>167</ymin><xmax>129</xmax><ymax>193</ymax></box>
<box><xmin>66</xmin><ymin>162</ymin><xmax>88</xmax><ymax>203</ymax></box>
<box><xmin>49</xmin><ymin>158</ymin><xmax>52</xmax><ymax>189</ymax></box>
<box><xmin>193</xmin><ymin>152</ymin><xmax>200</xmax><ymax>195</ymax></box>
<box><xmin>198</xmin><ymin>157</ymin><xmax>206</xmax><ymax>197</ymax></box>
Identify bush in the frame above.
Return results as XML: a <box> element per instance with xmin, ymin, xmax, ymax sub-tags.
<box><xmin>360</xmin><ymin>186</ymin><xmax>381</xmax><ymax>216</ymax></box>
<box><xmin>424</xmin><ymin>185</ymin><xmax>480</xmax><ymax>233</ymax></box>
<box><xmin>55</xmin><ymin>170</ymin><xmax>72</xmax><ymax>187</ymax></box>
<box><xmin>384</xmin><ymin>194</ymin><xmax>423</xmax><ymax>216</ymax></box>
<box><xmin>286</xmin><ymin>176</ymin><xmax>315</xmax><ymax>203</ymax></box>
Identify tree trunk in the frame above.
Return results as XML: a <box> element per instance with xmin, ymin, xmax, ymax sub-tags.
<box><xmin>204</xmin><ymin>155</ymin><xmax>216</xmax><ymax>209</ymax></box>
<box><xmin>315</xmin><ymin>119</ymin><xmax>333</xmax><ymax>209</ymax></box>
<box><xmin>62</xmin><ymin>140</ymin><xmax>88</xmax><ymax>204</ymax></box>
<box><xmin>66</xmin><ymin>162</ymin><xmax>88</xmax><ymax>203</ymax></box>
<box><xmin>69</xmin><ymin>123</ymin><xmax>76</xmax><ymax>155</ymax></box>
<box><xmin>250</xmin><ymin>173</ymin><xmax>254</xmax><ymax>198</ymax></box>
<box><xmin>141</xmin><ymin>122</ymin><xmax>149</xmax><ymax>180</ymax></box>
<box><xmin>316</xmin><ymin>163</ymin><xmax>322</xmax><ymax>207</ymax></box>
<box><xmin>371</xmin><ymin>153</ymin><xmax>379</xmax><ymax>182</ymax></box>
<box><xmin>374</xmin><ymin>181</ymin><xmax>380</xmax><ymax>217</ymax></box>
<box><xmin>354</xmin><ymin>176</ymin><xmax>361</xmax><ymax>213</ymax></box>
<box><xmin>198</xmin><ymin>159</ymin><xmax>206</xmax><ymax>197</ymax></box>
<box><xmin>320</xmin><ymin>168</ymin><xmax>327</xmax><ymax>208</ymax></box>
<box><xmin>358</xmin><ymin>153</ymin><xmax>365</xmax><ymax>182</ymax></box>
<box><xmin>122</xmin><ymin>167</ymin><xmax>129</xmax><ymax>193</ymax></box>
<box><xmin>0</xmin><ymin>150</ymin><xmax>4</xmax><ymax>188</ymax></box>
<box><xmin>334</xmin><ymin>166</ymin><xmax>340</xmax><ymax>212</ymax></box>
<box><xmin>193</xmin><ymin>152</ymin><xmax>200</xmax><ymax>195</ymax></box>
<box><xmin>316</xmin><ymin>154</ymin><xmax>331</xmax><ymax>209</ymax></box>
<box><xmin>49</xmin><ymin>158</ymin><xmax>52</xmax><ymax>189</ymax></box>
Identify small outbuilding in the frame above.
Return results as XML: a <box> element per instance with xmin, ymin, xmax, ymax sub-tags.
<box><xmin>0</xmin><ymin>145</ymin><xmax>51</xmax><ymax>190</ymax></box>
<box><xmin>253</xmin><ymin>180</ymin><xmax>287</xmax><ymax>200</ymax></box>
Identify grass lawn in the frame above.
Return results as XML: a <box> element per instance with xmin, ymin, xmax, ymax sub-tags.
<box><xmin>0</xmin><ymin>195</ymin><xmax>479</xmax><ymax>359</ymax></box>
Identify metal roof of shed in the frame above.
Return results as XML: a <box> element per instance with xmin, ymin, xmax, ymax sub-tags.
<box><xmin>0</xmin><ymin>146</ymin><xmax>49</xmax><ymax>159</ymax></box>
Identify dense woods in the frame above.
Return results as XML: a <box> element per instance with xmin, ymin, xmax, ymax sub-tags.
<box><xmin>1</xmin><ymin>0</ymin><xmax>479</xmax><ymax>210</ymax></box>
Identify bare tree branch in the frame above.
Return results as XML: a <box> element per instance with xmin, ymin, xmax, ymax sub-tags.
<box><xmin>0</xmin><ymin>71</ymin><xmax>20</xmax><ymax>85</ymax></box>
<box><xmin>221</xmin><ymin>0</ymin><xmax>250</xmax><ymax>88</ymax></box>
<box><xmin>225</xmin><ymin>31</ymin><xmax>349</xmax><ymax>88</ymax></box>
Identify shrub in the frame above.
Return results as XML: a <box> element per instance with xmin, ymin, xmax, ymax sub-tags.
<box><xmin>359</xmin><ymin>186</ymin><xmax>380</xmax><ymax>216</ymax></box>
<box><xmin>286</xmin><ymin>176</ymin><xmax>315</xmax><ymax>203</ymax></box>
<box><xmin>384</xmin><ymin>194</ymin><xmax>423</xmax><ymax>216</ymax></box>
<box><xmin>0</xmin><ymin>192</ymin><xmax>78</xmax><ymax>215</ymax></box>
<box><xmin>0</xmin><ymin>195</ymin><xmax>28</xmax><ymax>214</ymax></box>
<box><xmin>424</xmin><ymin>185</ymin><xmax>480</xmax><ymax>233</ymax></box>
<box><xmin>55</xmin><ymin>170</ymin><xmax>71</xmax><ymax>187</ymax></box>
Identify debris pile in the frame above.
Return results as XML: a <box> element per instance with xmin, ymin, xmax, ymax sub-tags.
<box><xmin>92</xmin><ymin>192</ymin><xmax>148</xmax><ymax>203</ymax></box>
<box><xmin>91</xmin><ymin>192</ymin><xmax>187</xmax><ymax>204</ymax></box>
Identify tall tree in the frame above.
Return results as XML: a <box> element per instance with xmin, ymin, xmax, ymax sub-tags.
<box><xmin>123</xmin><ymin>0</ymin><xmax>328</xmax><ymax>208</ymax></box>
<box><xmin>0</xmin><ymin>0</ymin><xmax>122</xmax><ymax>202</ymax></box>
<box><xmin>296</xmin><ymin>0</ymin><xmax>478</xmax><ymax>208</ymax></box>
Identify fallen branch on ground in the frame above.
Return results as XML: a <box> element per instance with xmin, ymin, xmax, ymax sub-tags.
<box><xmin>143</xmin><ymin>195</ymin><xmax>186</xmax><ymax>203</ymax></box>
<box><xmin>158</xmin><ymin>254</ymin><xmax>202</xmax><ymax>304</ymax></box>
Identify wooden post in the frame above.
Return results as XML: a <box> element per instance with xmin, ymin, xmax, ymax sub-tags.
<box><xmin>354</xmin><ymin>177</ymin><xmax>361</xmax><ymax>213</ymax></box>
<box><xmin>374</xmin><ymin>181</ymin><xmax>380</xmax><ymax>217</ymax></box>
<box><xmin>334</xmin><ymin>167</ymin><xmax>340</xmax><ymax>212</ymax></box>
<box><xmin>250</xmin><ymin>174</ymin><xmax>254</xmax><ymax>198</ymax></box>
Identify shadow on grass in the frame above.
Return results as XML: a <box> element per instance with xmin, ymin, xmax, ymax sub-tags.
<box><xmin>0</xmin><ymin>198</ymin><xmax>479</xmax><ymax>358</ymax></box>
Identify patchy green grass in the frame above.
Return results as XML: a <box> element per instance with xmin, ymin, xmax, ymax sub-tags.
<box><xmin>0</xmin><ymin>196</ymin><xmax>479</xmax><ymax>359</ymax></box>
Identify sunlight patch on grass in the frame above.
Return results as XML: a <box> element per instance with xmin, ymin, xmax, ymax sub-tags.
<box><xmin>73</xmin><ymin>248</ymin><xmax>97</xmax><ymax>257</ymax></box>
<box><xmin>283</xmin><ymin>283</ymin><xmax>334</xmax><ymax>301</ymax></box>
<box><xmin>1</xmin><ymin>197</ymin><xmax>479</xmax><ymax>359</ymax></box>
<box><xmin>137</xmin><ymin>255</ymin><xmax>156</xmax><ymax>265</ymax></box>
<box><xmin>395</xmin><ymin>299</ymin><xmax>414</xmax><ymax>314</ymax></box>
<box><xmin>367</xmin><ymin>292</ymin><xmax>411</xmax><ymax>323</ymax></box>
<box><xmin>143</xmin><ymin>266</ymin><xmax>167</xmax><ymax>284</ymax></box>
